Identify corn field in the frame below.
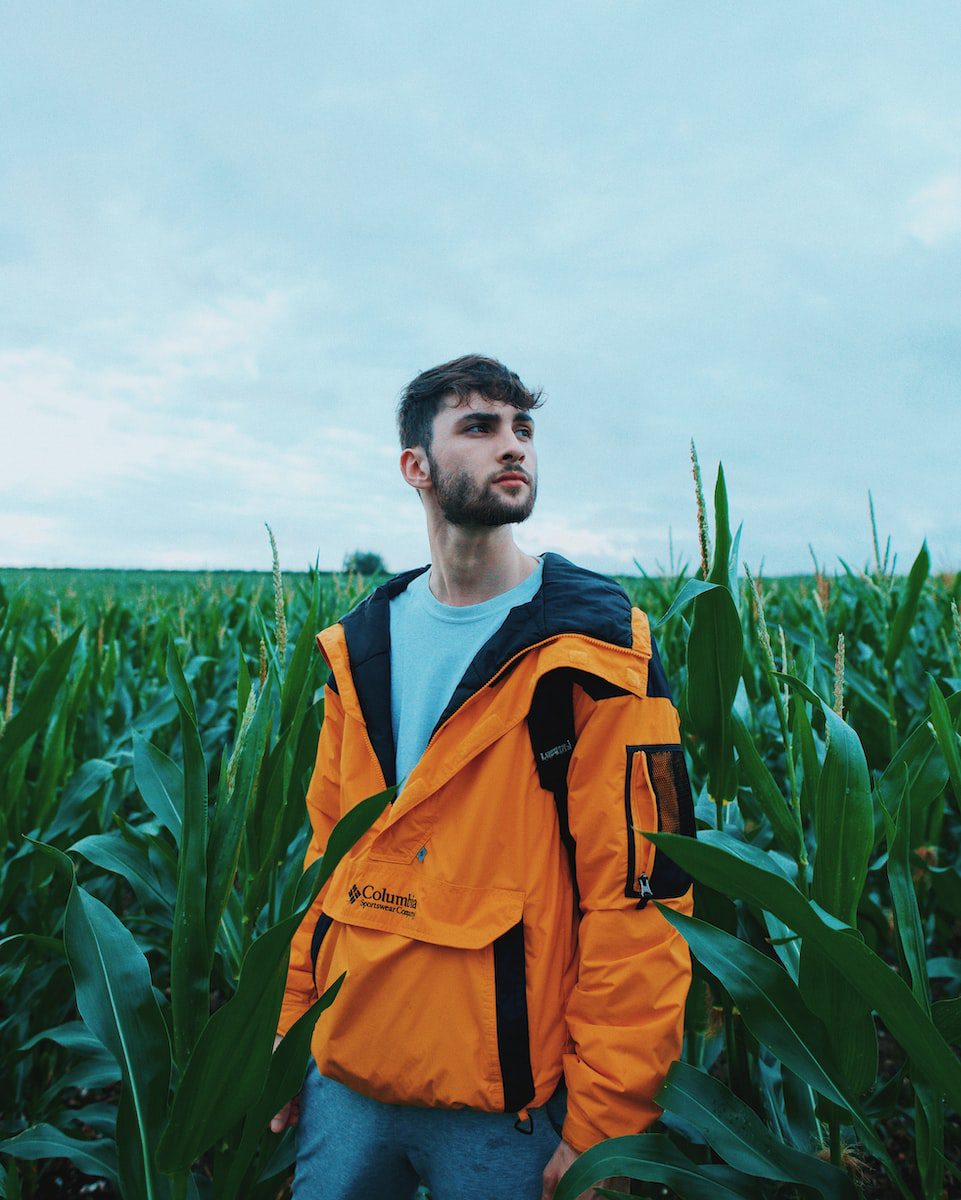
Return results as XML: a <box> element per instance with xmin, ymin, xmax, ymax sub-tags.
<box><xmin>1</xmin><ymin>467</ymin><xmax>959</xmax><ymax>1200</ymax></box>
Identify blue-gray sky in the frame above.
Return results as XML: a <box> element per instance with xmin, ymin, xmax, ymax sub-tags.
<box><xmin>2</xmin><ymin>2</ymin><xmax>958</xmax><ymax>576</ymax></box>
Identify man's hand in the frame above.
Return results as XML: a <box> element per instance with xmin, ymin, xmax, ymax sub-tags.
<box><xmin>268</xmin><ymin>1034</ymin><xmax>300</xmax><ymax>1134</ymax></box>
<box><xmin>540</xmin><ymin>1138</ymin><xmax>631</xmax><ymax>1199</ymax></box>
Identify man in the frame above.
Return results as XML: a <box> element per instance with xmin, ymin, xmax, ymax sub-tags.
<box><xmin>272</xmin><ymin>355</ymin><xmax>696</xmax><ymax>1199</ymax></box>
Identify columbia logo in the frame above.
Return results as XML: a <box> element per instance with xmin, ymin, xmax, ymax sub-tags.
<box><xmin>539</xmin><ymin>740</ymin><xmax>572</xmax><ymax>762</ymax></box>
<box><xmin>348</xmin><ymin>884</ymin><xmax>361</xmax><ymax>904</ymax></box>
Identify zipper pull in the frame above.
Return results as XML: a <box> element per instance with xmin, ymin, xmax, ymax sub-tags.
<box><xmin>636</xmin><ymin>872</ymin><xmax>653</xmax><ymax>909</ymax></box>
<box><xmin>513</xmin><ymin>1107</ymin><xmax>534</xmax><ymax>1135</ymax></box>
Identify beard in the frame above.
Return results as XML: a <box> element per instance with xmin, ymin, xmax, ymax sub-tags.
<box><xmin>426</xmin><ymin>450</ymin><xmax>537</xmax><ymax>528</ymax></box>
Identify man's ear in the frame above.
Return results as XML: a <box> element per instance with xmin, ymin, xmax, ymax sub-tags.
<box><xmin>400</xmin><ymin>447</ymin><xmax>432</xmax><ymax>493</ymax></box>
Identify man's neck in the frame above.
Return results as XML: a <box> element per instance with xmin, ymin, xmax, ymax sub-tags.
<box><xmin>425</xmin><ymin>525</ymin><xmax>539</xmax><ymax>607</ymax></box>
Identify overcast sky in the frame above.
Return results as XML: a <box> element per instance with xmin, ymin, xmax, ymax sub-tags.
<box><xmin>2</xmin><ymin>2</ymin><xmax>958</xmax><ymax>576</ymax></box>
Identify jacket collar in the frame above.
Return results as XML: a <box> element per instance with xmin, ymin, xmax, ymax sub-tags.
<box><xmin>322</xmin><ymin>551</ymin><xmax>636</xmax><ymax>789</ymax></box>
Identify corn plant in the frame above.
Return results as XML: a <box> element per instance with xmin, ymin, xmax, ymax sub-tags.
<box><xmin>0</xmin><ymin>555</ymin><xmax>385</xmax><ymax>1198</ymax></box>
<box><xmin>1</xmin><ymin>494</ymin><xmax>959</xmax><ymax>1199</ymax></box>
<box><xmin>558</xmin><ymin>464</ymin><xmax>961</xmax><ymax>1200</ymax></box>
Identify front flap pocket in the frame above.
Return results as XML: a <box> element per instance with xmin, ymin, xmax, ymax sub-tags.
<box><xmin>625</xmin><ymin>743</ymin><xmax>696</xmax><ymax>905</ymax></box>
<box><xmin>322</xmin><ymin>862</ymin><xmax>525</xmax><ymax>949</ymax></box>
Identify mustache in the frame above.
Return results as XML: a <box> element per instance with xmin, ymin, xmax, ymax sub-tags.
<box><xmin>491</xmin><ymin>470</ymin><xmax>532</xmax><ymax>484</ymax></box>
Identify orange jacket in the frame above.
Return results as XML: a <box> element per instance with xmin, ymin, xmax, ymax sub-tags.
<box><xmin>278</xmin><ymin>553</ymin><xmax>696</xmax><ymax>1152</ymax></box>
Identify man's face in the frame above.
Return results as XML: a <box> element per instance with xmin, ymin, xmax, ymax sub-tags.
<box><xmin>424</xmin><ymin>393</ymin><xmax>538</xmax><ymax>527</ymax></box>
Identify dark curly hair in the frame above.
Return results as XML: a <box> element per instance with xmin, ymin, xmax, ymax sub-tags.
<box><xmin>396</xmin><ymin>354</ymin><xmax>544</xmax><ymax>451</ymax></box>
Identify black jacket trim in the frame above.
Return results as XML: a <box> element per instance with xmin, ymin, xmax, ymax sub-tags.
<box><xmin>492</xmin><ymin>919</ymin><xmax>535</xmax><ymax>1112</ymax></box>
<box><xmin>338</xmin><ymin>565</ymin><xmax>429</xmax><ymax>787</ymax></box>
<box><xmin>646</xmin><ymin>634</ymin><xmax>674</xmax><ymax>701</ymax></box>
<box><xmin>310</xmin><ymin>912</ymin><xmax>334</xmax><ymax>980</ymax></box>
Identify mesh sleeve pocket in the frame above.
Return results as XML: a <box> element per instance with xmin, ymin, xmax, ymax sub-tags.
<box><xmin>625</xmin><ymin>743</ymin><xmax>696</xmax><ymax>904</ymax></box>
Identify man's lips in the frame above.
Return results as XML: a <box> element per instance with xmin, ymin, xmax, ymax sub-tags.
<box><xmin>493</xmin><ymin>474</ymin><xmax>529</xmax><ymax>485</ymax></box>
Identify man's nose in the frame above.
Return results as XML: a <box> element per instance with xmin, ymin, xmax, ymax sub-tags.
<box><xmin>499</xmin><ymin>432</ymin><xmax>527</xmax><ymax>460</ymax></box>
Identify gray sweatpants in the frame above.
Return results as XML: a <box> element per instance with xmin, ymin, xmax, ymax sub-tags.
<box><xmin>292</xmin><ymin>1059</ymin><xmax>568</xmax><ymax>1200</ymax></box>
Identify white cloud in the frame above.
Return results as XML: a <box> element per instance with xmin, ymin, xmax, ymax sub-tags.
<box><xmin>0</xmin><ymin>513</ymin><xmax>61</xmax><ymax>565</ymax></box>
<box><xmin>136</xmin><ymin>290</ymin><xmax>291</xmax><ymax>382</ymax></box>
<box><xmin>2</xmin><ymin>289</ymin><xmax>265</xmax><ymax>488</ymax></box>
<box><xmin>907</xmin><ymin>173</ymin><xmax>961</xmax><ymax>244</ymax></box>
<box><xmin>516</xmin><ymin>510</ymin><xmax>649</xmax><ymax>567</ymax></box>
<box><xmin>0</xmin><ymin>349</ymin><xmax>397</xmax><ymax>507</ymax></box>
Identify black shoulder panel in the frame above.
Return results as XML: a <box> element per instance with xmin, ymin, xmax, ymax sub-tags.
<box><xmin>646</xmin><ymin>633</ymin><xmax>674</xmax><ymax>702</ymax></box>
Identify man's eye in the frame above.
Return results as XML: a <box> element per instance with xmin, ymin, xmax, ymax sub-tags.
<box><xmin>516</xmin><ymin>427</ymin><xmax>533</xmax><ymax>439</ymax></box>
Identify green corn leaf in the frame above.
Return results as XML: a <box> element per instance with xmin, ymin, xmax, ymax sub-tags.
<box><xmin>655</xmin><ymin>903</ymin><xmax>907</xmax><ymax>1195</ymax></box>
<box><xmin>728</xmin><ymin>521</ymin><xmax>744</xmax><ymax>610</ymax></box>
<box><xmin>933</xmin><ymin>998</ymin><xmax>961</xmax><ymax>1045</ymax></box>
<box><xmin>780</xmin><ymin>670</ymin><xmax>878</xmax><ymax>1095</ymax></box>
<box><xmin>19</xmin><ymin>1010</ymin><xmax>122</xmax><ymax>1102</ymax></box>
<box><xmin>166</xmin><ymin>640</ymin><xmax>209</xmax><ymax>1065</ymax></box>
<box><xmin>872</xmin><ymin>684</ymin><xmax>961</xmax><ymax>842</ymax></box>
<box><xmin>656</xmin><ymin>1060</ymin><xmax>857</xmax><ymax>1199</ymax></box>
<box><xmin>648</xmin><ymin>829</ymin><xmax>961</xmax><ymax>1112</ymax></box>
<box><xmin>0</xmin><ymin>1125</ymin><xmax>119</xmax><ymax>1189</ymax></box>
<box><xmin>884</xmin><ymin>540</ymin><xmax>930</xmax><ymax>671</ymax></box>
<box><xmin>205</xmin><ymin>671</ymin><xmax>273</xmax><ymax>956</ymax></box>
<box><xmin>772</xmin><ymin>673</ymin><xmax>872</xmax><ymax>924</ymax></box>
<box><xmin>915</xmin><ymin>1075</ymin><xmax>945</xmax><ymax>1200</ymax></box>
<box><xmin>46</xmin><ymin>758</ymin><xmax>117</xmax><ymax>841</ymax></box>
<box><xmin>928</xmin><ymin>865</ymin><xmax>961</xmax><ymax>918</ymax></box>
<box><xmin>158</xmin><ymin>785</ymin><xmax>391</xmax><ymax>1171</ymax></box>
<box><xmin>157</xmin><ymin>916</ymin><xmax>305</xmax><ymax>1171</ymax></box>
<box><xmin>812</xmin><ymin>703</ymin><xmax>873</xmax><ymax>927</ymax></box>
<box><xmin>684</xmin><ymin>583</ymin><xmax>743</xmax><ymax>803</ymax></box>
<box><xmin>132</xmin><ymin>731</ymin><xmax>184</xmax><ymax>845</ymax></box>
<box><xmin>62</xmin><ymin>879</ymin><xmax>171</xmax><ymax>1200</ymax></box>
<box><xmin>708</xmin><ymin>463</ymin><xmax>733</xmax><ymax>594</ymax></box>
<box><xmin>927</xmin><ymin>676</ymin><xmax>961</xmax><ymax>812</ymax></box>
<box><xmin>730</xmin><ymin>711</ymin><xmax>803</xmax><ymax>861</ymax></box>
<box><xmin>70</xmin><ymin>830</ymin><xmax>172</xmax><ymax>912</ymax></box>
<box><xmin>885</xmin><ymin>769</ymin><xmax>930</xmax><ymax>1010</ymax></box>
<box><xmin>157</xmin><ymin>898</ymin><xmax>323</xmax><ymax>1171</ymax></box>
<box><xmin>553</xmin><ymin>1132</ymin><xmax>765</xmax><ymax>1200</ymax></box>
<box><xmin>218</xmin><ymin>975</ymin><xmax>345</xmax><ymax>1200</ymax></box>
<box><xmin>657</xmin><ymin>906</ymin><xmax>852</xmax><ymax>1107</ymax></box>
<box><xmin>236</xmin><ymin>640</ymin><xmax>252</xmax><ymax>729</ymax></box>
<box><xmin>279</xmin><ymin>585</ymin><xmax>319</xmax><ymax>733</ymax></box>
<box><xmin>0</xmin><ymin>626</ymin><xmax>82</xmax><ymax>774</ymax></box>
<box><xmin>293</xmin><ymin>785</ymin><xmax>396</xmax><ymax>912</ymax></box>
<box><xmin>32</xmin><ymin>671</ymin><xmax>74</xmax><ymax>830</ymax></box>
<box><xmin>37</xmin><ymin>1051</ymin><xmax>121</xmax><ymax>1099</ymax></box>
<box><xmin>65</xmin><ymin>1102</ymin><xmax>118</xmax><ymax>1137</ymax></box>
<box><xmin>884</xmin><ymin>773</ymin><xmax>945</xmax><ymax>1199</ymax></box>
<box><xmin>652</xmin><ymin>578</ymin><xmax>716</xmax><ymax>629</ymax></box>
<box><xmin>239</xmin><ymin>728</ymin><xmax>292</xmax><ymax>935</ymax></box>
<box><xmin>19</xmin><ymin>1019</ymin><xmax>105</xmax><ymax>1056</ymax></box>
<box><xmin>790</xmin><ymin>689</ymin><xmax>821</xmax><ymax>826</ymax></box>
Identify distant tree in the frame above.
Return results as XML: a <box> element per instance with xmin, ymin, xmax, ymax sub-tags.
<box><xmin>342</xmin><ymin>549</ymin><xmax>387</xmax><ymax>577</ymax></box>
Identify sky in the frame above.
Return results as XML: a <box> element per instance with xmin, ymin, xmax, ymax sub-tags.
<box><xmin>1</xmin><ymin>1</ymin><xmax>959</xmax><ymax>577</ymax></box>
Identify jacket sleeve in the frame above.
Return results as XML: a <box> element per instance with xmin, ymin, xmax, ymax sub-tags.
<box><xmin>276</xmin><ymin>683</ymin><xmax>344</xmax><ymax>1037</ymax></box>
<box><xmin>560</xmin><ymin>673</ymin><xmax>696</xmax><ymax>1152</ymax></box>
